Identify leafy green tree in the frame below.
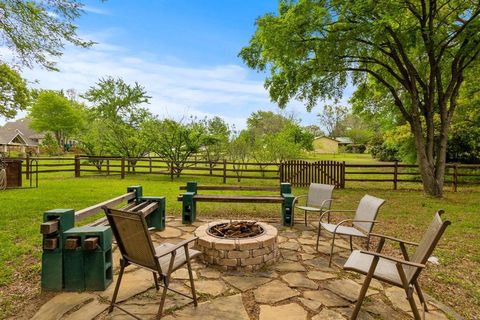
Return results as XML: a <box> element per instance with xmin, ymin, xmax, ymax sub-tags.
<box><xmin>82</xmin><ymin>77</ymin><xmax>151</xmax><ymax>123</ymax></box>
<box><xmin>82</xmin><ymin>77</ymin><xmax>153</xmax><ymax>167</ymax></box>
<box><xmin>199</xmin><ymin>116</ymin><xmax>231</xmax><ymax>164</ymax></box>
<box><xmin>29</xmin><ymin>90</ymin><xmax>84</xmax><ymax>146</ymax></box>
<box><xmin>144</xmin><ymin>118</ymin><xmax>205</xmax><ymax>176</ymax></box>
<box><xmin>0</xmin><ymin>64</ymin><xmax>30</xmax><ymax>119</ymax></box>
<box><xmin>40</xmin><ymin>133</ymin><xmax>62</xmax><ymax>156</ymax></box>
<box><xmin>77</xmin><ymin>119</ymin><xmax>110</xmax><ymax>169</ymax></box>
<box><xmin>0</xmin><ymin>0</ymin><xmax>93</xmax><ymax>118</ymax></box>
<box><xmin>317</xmin><ymin>105</ymin><xmax>348</xmax><ymax>138</ymax></box>
<box><xmin>227</xmin><ymin>130</ymin><xmax>252</xmax><ymax>181</ymax></box>
<box><xmin>240</xmin><ymin>0</ymin><xmax>480</xmax><ymax>197</ymax></box>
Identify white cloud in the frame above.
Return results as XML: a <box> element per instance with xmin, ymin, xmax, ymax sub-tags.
<box><xmin>1</xmin><ymin>37</ymin><xmax>336</xmax><ymax>129</ymax></box>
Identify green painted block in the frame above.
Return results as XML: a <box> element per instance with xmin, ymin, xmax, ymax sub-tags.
<box><xmin>84</xmin><ymin>249</ymin><xmax>112</xmax><ymax>291</ymax></box>
<box><xmin>141</xmin><ymin>196</ymin><xmax>166</xmax><ymax>231</ymax></box>
<box><xmin>44</xmin><ymin>209</ymin><xmax>75</xmax><ymax>232</ymax></box>
<box><xmin>41</xmin><ymin>250</ymin><xmax>63</xmax><ymax>291</ymax></box>
<box><xmin>127</xmin><ymin>185</ymin><xmax>143</xmax><ymax>202</ymax></box>
<box><xmin>282</xmin><ymin>193</ymin><xmax>295</xmax><ymax>227</ymax></box>
<box><xmin>63</xmin><ymin>247</ymin><xmax>85</xmax><ymax>291</ymax></box>
<box><xmin>280</xmin><ymin>182</ymin><xmax>292</xmax><ymax>194</ymax></box>
<box><xmin>182</xmin><ymin>192</ymin><xmax>196</xmax><ymax>224</ymax></box>
<box><xmin>186</xmin><ymin>181</ymin><xmax>197</xmax><ymax>193</ymax></box>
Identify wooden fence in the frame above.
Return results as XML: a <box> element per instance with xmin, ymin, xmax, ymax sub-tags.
<box><xmin>15</xmin><ymin>156</ymin><xmax>480</xmax><ymax>191</ymax></box>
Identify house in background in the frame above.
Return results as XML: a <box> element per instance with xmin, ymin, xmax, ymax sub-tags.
<box><xmin>0</xmin><ymin>118</ymin><xmax>44</xmax><ymax>155</ymax></box>
<box><xmin>312</xmin><ymin>136</ymin><xmax>354</xmax><ymax>154</ymax></box>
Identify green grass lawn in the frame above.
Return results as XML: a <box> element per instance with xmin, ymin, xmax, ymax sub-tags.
<box><xmin>0</xmin><ymin>167</ymin><xmax>479</xmax><ymax>318</ymax></box>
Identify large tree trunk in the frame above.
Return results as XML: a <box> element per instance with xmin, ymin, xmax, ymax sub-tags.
<box><xmin>411</xmin><ymin>117</ymin><xmax>449</xmax><ymax>198</ymax></box>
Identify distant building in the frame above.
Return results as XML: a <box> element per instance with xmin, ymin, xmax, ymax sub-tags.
<box><xmin>312</xmin><ymin>136</ymin><xmax>354</xmax><ymax>154</ymax></box>
<box><xmin>0</xmin><ymin>118</ymin><xmax>44</xmax><ymax>154</ymax></box>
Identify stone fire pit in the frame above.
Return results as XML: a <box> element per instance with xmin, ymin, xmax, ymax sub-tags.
<box><xmin>194</xmin><ymin>220</ymin><xmax>278</xmax><ymax>271</ymax></box>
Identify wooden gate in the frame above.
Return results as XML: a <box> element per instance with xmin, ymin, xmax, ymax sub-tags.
<box><xmin>280</xmin><ymin>160</ymin><xmax>345</xmax><ymax>188</ymax></box>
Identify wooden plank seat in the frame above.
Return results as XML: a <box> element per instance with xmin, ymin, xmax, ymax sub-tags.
<box><xmin>177</xmin><ymin>181</ymin><xmax>295</xmax><ymax>225</ymax></box>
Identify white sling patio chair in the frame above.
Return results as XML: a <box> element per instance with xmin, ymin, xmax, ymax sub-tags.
<box><xmin>317</xmin><ymin>194</ymin><xmax>385</xmax><ymax>266</ymax></box>
<box><xmin>343</xmin><ymin>210</ymin><xmax>450</xmax><ymax>320</ymax></box>
<box><xmin>294</xmin><ymin>183</ymin><xmax>335</xmax><ymax>226</ymax></box>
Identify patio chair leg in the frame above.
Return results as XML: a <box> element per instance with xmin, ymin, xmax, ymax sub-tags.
<box><xmin>328</xmin><ymin>233</ymin><xmax>336</xmax><ymax>267</ymax></box>
<box><xmin>304</xmin><ymin>211</ymin><xmax>307</xmax><ymax>226</ymax></box>
<box><xmin>405</xmin><ymin>285</ymin><xmax>422</xmax><ymax>320</ymax></box>
<box><xmin>349</xmin><ymin>235</ymin><xmax>353</xmax><ymax>251</ymax></box>
<box><xmin>366</xmin><ymin>235</ymin><xmax>370</xmax><ymax>250</ymax></box>
<box><xmin>153</xmin><ymin>272</ymin><xmax>159</xmax><ymax>291</ymax></box>
<box><xmin>316</xmin><ymin>221</ymin><xmax>322</xmax><ymax>251</ymax></box>
<box><xmin>109</xmin><ymin>259</ymin><xmax>126</xmax><ymax>313</ymax></box>
<box><xmin>157</xmin><ymin>277</ymin><xmax>169</xmax><ymax>320</ymax></box>
<box><xmin>186</xmin><ymin>257</ymin><xmax>198</xmax><ymax>306</ymax></box>
<box><xmin>351</xmin><ymin>256</ymin><xmax>378</xmax><ymax>319</ymax></box>
<box><xmin>414</xmin><ymin>280</ymin><xmax>429</xmax><ymax>312</ymax></box>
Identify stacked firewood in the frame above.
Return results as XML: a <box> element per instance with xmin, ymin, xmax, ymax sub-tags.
<box><xmin>209</xmin><ymin>221</ymin><xmax>263</xmax><ymax>238</ymax></box>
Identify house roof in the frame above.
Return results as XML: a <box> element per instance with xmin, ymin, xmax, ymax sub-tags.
<box><xmin>0</xmin><ymin>118</ymin><xmax>44</xmax><ymax>146</ymax></box>
<box><xmin>335</xmin><ymin>137</ymin><xmax>354</xmax><ymax>144</ymax></box>
<box><xmin>314</xmin><ymin>136</ymin><xmax>339</xmax><ymax>143</ymax></box>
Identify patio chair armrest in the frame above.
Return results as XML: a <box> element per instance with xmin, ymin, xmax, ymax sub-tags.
<box><xmin>293</xmin><ymin>195</ymin><xmax>307</xmax><ymax>206</ymax></box>
<box><xmin>319</xmin><ymin>209</ymin><xmax>356</xmax><ymax>222</ymax></box>
<box><xmin>369</xmin><ymin>233</ymin><xmax>419</xmax><ymax>246</ymax></box>
<box><xmin>155</xmin><ymin>237</ymin><xmax>199</xmax><ymax>258</ymax></box>
<box><xmin>320</xmin><ymin>199</ymin><xmax>334</xmax><ymax>209</ymax></box>
<box><xmin>359</xmin><ymin>250</ymin><xmax>426</xmax><ymax>268</ymax></box>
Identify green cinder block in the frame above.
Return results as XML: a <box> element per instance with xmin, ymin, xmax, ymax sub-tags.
<box><xmin>41</xmin><ymin>250</ymin><xmax>63</xmax><ymax>291</ymax></box>
<box><xmin>186</xmin><ymin>181</ymin><xmax>197</xmax><ymax>193</ymax></box>
<box><xmin>280</xmin><ymin>182</ymin><xmax>292</xmax><ymax>194</ymax></box>
<box><xmin>127</xmin><ymin>185</ymin><xmax>143</xmax><ymax>203</ymax></box>
<box><xmin>282</xmin><ymin>193</ymin><xmax>295</xmax><ymax>227</ymax></box>
<box><xmin>182</xmin><ymin>192</ymin><xmax>196</xmax><ymax>224</ymax></box>
<box><xmin>44</xmin><ymin>209</ymin><xmax>75</xmax><ymax>232</ymax></box>
<box><xmin>63</xmin><ymin>246</ymin><xmax>85</xmax><ymax>291</ymax></box>
<box><xmin>141</xmin><ymin>196</ymin><xmax>166</xmax><ymax>231</ymax></box>
<box><xmin>84</xmin><ymin>249</ymin><xmax>112</xmax><ymax>291</ymax></box>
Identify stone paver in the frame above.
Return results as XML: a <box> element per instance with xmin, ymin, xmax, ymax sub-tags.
<box><xmin>32</xmin><ymin>292</ymin><xmax>95</xmax><ymax>320</ymax></box>
<box><xmin>275</xmin><ymin>261</ymin><xmax>306</xmax><ymax>272</ymax></box>
<box><xmin>259</xmin><ymin>303</ymin><xmax>307</xmax><ymax>320</ymax></box>
<box><xmin>171</xmin><ymin>294</ymin><xmax>249</xmax><ymax>320</ymax></box>
<box><xmin>31</xmin><ymin>217</ymin><xmax>456</xmax><ymax>320</ymax></box>
<box><xmin>281</xmin><ymin>272</ymin><xmax>318</xmax><ymax>289</ymax></box>
<box><xmin>324</xmin><ymin>279</ymin><xmax>378</xmax><ymax>302</ymax></box>
<box><xmin>311</xmin><ymin>309</ymin><xmax>346</xmax><ymax>320</ymax></box>
<box><xmin>172</xmin><ymin>268</ymin><xmax>198</xmax><ymax>280</ymax></box>
<box><xmin>254</xmin><ymin>280</ymin><xmax>300</xmax><ymax>304</ymax></box>
<box><xmin>188</xmin><ymin>279</ymin><xmax>228</xmax><ymax>297</ymax></box>
<box><xmin>158</xmin><ymin>226</ymin><xmax>183</xmax><ymax>238</ymax></box>
<box><xmin>223</xmin><ymin>275</ymin><xmax>272</xmax><ymax>292</ymax></box>
<box><xmin>303</xmin><ymin>290</ymin><xmax>350</xmax><ymax>307</ymax></box>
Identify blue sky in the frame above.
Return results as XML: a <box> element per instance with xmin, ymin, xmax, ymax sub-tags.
<box><xmin>6</xmin><ymin>1</ymin><xmax>351</xmax><ymax>129</ymax></box>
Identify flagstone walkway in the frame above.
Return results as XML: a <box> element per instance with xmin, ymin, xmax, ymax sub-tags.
<box><xmin>32</xmin><ymin>217</ymin><xmax>457</xmax><ymax>320</ymax></box>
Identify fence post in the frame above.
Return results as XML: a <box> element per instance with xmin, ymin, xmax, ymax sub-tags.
<box><xmin>25</xmin><ymin>155</ymin><xmax>30</xmax><ymax>180</ymax></box>
<box><xmin>75</xmin><ymin>155</ymin><xmax>80</xmax><ymax>177</ymax></box>
<box><xmin>453</xmin><ymin>164</ymin><xmax>458</xmax><ymax>192</ymax></box>
<box><xmin>341</xmin><ymin>161</ymin><xmax>346</xmax><ymax>188</ymax></box>
<box><xmin>209</xmin><ymin>161</ymin><xmax>213</xmax><ymax>175</ymax></box>
<box><xmin>279</xmin><ymin>161</ymin><xmax>284</xmax><ymax>183</ymax></box>
<box><xmin>149</xmin><ymin>157</ymin><xmax>152</xmax><ymax>173</ymax></box>
<box><xmin>393</xmin><ymin>161</ymin><xmax>398</xmax><ymax>190</ymax></box>
<box><xmin>121</xmin><ymin>157</ymin><xmax>125</xmax><ymax>179</ymax></box>
<box><xmin>106</xmin><ymin>159</ymin><xmax>110</xmax><ymax>176</ymax></box>
<box><xmin>223</xmin><ymin>159</ymin><xmax>227</xmax><ymax>183</ymax></box>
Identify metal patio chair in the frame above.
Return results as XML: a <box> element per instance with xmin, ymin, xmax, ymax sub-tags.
<box><xmin>294</xmin><ymin>183</ymin><xmax>335</xmax><ymax>226</ymax></box>
<box><xmin>103</xmin><ymin>207</ymin><xmax>200</xmax><ymax>320</ymax></box>
<box><xmin>343</xmin><ymin>210</ymin><xmax>451</xmax><ymax>320</ymax></box>
<box><xmin>317</xmin><ymin>194</ymin><xmax>385</xmax><ymax>266</ymax></box>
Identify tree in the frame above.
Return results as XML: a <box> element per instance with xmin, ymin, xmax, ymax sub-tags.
<box><xmin>199</xmin><ymin>116</ymin><xmax>231</xmax><ymax>164</ymax></box>
<box><xmin>317</xmin><ymin>105</ymin><xmax>348</xmax><ymax>138</ymax></box>
<box><xmin>29</xmin><ymin>90</ymin><xmax>84</xmax><ymax>146</ymax></box>
<box><xmin>82</xmin><ymin>77</ymin><xmax>151</xmax><ymax>123</ymax></box>
<box><xmin>0</xmin><ymin>0</ymin><xmax>93</xmax><ymax>118</ymax></box>
<box><xmin>144</xmin><ymin>118</ymin><xmax>205</xmax><ymax>177</ymax></box>
<box><xmin>240</xmin><ymin>0</ymin><xmax>480</xmax><ymax>197</ymax></box>
<box><xmin>82</xmin><ymin>77</ymin><xmax>153</xmax><ymax>167</ymax></box>
<box><xmin>0</xmin><ymin>64</ymin><xmax>30</xmax><ymax>119</ymax></box>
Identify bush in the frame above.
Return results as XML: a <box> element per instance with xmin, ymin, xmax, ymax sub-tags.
<box><xmin>345</xmin><ymin>144</ymin><xmax>366</xmax><ymax>154</ymax></box>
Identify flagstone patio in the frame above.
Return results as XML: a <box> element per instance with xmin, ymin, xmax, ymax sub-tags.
<box><xmin>31</xmin><ymin>217</ymin><xmax>457</xmax><ymax>320</ymax></box>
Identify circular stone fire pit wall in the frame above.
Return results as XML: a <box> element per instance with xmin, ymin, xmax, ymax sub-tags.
<box><xmin>194</xmin><ymin>220</ymin><xmax>278</xmax><ymax>271</ymax></box>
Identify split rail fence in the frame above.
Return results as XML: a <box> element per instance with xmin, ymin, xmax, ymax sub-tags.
<box><xmin>10</xmin><ymin>155</ymin><xmax>480</xmax><ymax>191</ymax></box>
